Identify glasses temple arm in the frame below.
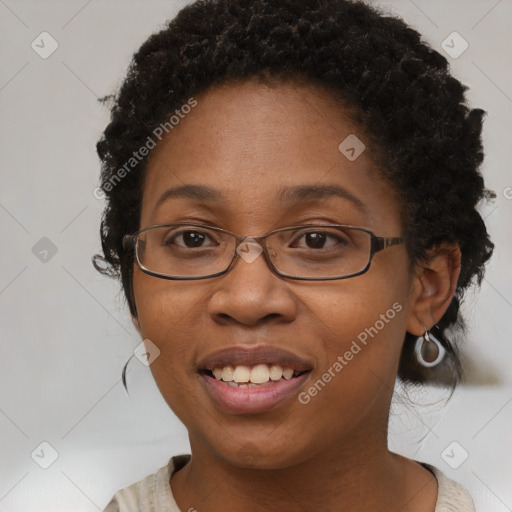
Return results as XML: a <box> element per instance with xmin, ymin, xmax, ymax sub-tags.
<box><xmin>372</xmin><ymin>236</ymin><xmax>405</xmax><ymax>252</ymax></box>
<box><xmin>122</xmin><ymin>234</ymin><xmax>136</xmax><ymax>250</ymax></box>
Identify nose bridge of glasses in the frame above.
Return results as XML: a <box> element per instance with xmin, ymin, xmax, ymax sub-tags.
<box><xmin>216</xmin><ymin>230</ymin><xmax>288</xmax><ymax>281</ymax></box>
<box><xmin>233</xmin><ymin>233</ymin><xmax>269</xmax><ymax>266</ymax></box>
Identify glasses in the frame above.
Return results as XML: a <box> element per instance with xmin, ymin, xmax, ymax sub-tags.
<box><xmin>122</xmin><ymin>223</ymin><xmax>404</xmax><ymax>281</ymax></box>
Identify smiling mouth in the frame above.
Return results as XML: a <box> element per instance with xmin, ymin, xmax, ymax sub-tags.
<box><xmin>200</xmin><ymin>363</ymin><xmax>310</xmax><ymax>388</ymax></box>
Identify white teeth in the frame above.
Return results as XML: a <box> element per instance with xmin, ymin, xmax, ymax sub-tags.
<box><xmin>221</xmin><ymin>365</ymin><xmax>234</xmax><ymax>382</ymax></box>
<box><xmin>282</xmin><ymin>367</ymin><xmax>294</xmax><ymax>380</ymax></box>
<box><xmin>269</xmin><ymin>365</ymin><xmax>283</xmax><ymax>381</ymax></box>
<box><xmin>212</xmin><ymin>363</ymin><xmax>300</xmax><ymax>385</ymax></box>
<box><xmin>233</xmin><ymin>365</ymin><xmax>251</xmax><ymax>383</ymax></box>
<box><xmin>250</xmin><ymin>364</ymin><xmax>270</xmax><ymax>384</ymax></box>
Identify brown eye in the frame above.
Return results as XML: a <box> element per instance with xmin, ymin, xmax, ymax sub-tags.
<box><xmin>289</xmin><ymin>230</ymin><xmax>348</xmax><ymax>250</ymax></box>
<box><xmin>162</xmin><ymin>228</ymin><xmax>219</xmax><ymax>249</ymax></box>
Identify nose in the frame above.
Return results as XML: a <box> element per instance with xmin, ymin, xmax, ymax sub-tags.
<box><xmin>207</xmin><ymin>241</ymin><xmax>298</xmax><ymax>327</ymax></box>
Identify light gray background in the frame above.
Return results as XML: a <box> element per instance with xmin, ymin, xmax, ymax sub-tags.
<box><xmin>0</xmin><ymin>1</ymin><xmax>511</xmax><ymax>511</ymax></box>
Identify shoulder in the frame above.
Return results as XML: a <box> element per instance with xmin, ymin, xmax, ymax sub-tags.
<box><xmin>102</xmin><ymin>454</ymin><xmax>191</xmax><ymax>512</ymax></box>
<box><xmin>422</xmin><ymin>463</ymin><xmax>476</xmax><ymax>512</ymax></box>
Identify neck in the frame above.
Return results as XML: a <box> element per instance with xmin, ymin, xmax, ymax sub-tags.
<box><xmin>170</xmin><ymin>424</ymin><xmax>435</xmax><ymax>512</ymax></box>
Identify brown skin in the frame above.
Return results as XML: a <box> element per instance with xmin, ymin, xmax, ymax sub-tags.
<box><xmin>131</xmin><ymin>79</ymin><xmax>461</xmax><ymax>512</ymax></box>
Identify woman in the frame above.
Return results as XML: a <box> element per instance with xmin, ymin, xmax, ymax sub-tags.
<box><xmin>94</xmin><ymin>0</ymin><xmax>494</xmax><ymax>510</ymax></box>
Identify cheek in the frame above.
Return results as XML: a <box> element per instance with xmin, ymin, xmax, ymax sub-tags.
<box><xmin>132</xmin><ymin>271</ymin><xmax>205</xmax><ymax>392</ymax></box>
<box><xmin>133</xmin><ymin>268</ymin><xmax>204</xmax><ymax>332</ymax></box>
<box><xmin>310</xmin><ymin>262</ymin><xmax>408</xmax><ymax>339</ymax></box>
<box><xmin>300</xmin><ymin>276</ymin><xmax>408</xmax><ymax>410</ymax></box>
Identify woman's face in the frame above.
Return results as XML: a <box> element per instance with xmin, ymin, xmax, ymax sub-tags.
<box><xmin>132</xmin><ymin>80</ymin><xmax>420</xmax><ymax>468</ymax></box>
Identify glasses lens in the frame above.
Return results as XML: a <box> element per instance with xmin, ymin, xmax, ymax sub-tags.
<box><xmin>136</xmin><ymin>225</ymin><xmax>235</xmax><ymax>278</ymax></box>
<box><xmin>267</xmin><ymin>226</ymin><xmax>372</xmax><ymax>279</ymax></box>
<box><xmin>136</xmin><ymin>224</ymin><xmax>372</xmax><ymax>279</ymax></box>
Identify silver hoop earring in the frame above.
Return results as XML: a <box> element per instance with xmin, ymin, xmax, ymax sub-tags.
<box><xmin>415</xmin><ymin>326</ymin><xmax>446</xmax><ymax>367</ymax></box>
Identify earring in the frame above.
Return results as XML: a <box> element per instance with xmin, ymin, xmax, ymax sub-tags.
<box><xmin>415</xmin><ymin>325</ymin><xmax>446</xmax><ymax>367</ymax></box>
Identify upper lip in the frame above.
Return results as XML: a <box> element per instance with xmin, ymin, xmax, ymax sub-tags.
<box><xmin>197</xmin><ymin>345</ymin><xmax>314</xmax><ymax>372</ymax></box>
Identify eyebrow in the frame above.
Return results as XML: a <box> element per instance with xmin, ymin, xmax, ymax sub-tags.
<box><xmin>276</xmin><ymin>184</ymin><xmax>366</xmax><ymax>211</ymax></box>
<box><xmin>156</xmin><ymin>184</ymin><xmax>223</xmax><ymax>208</ymax></box>
<box><xmin>155</xmin><ymin>183</ymin><xmax>366</xmax><ymax>212</ymax></box>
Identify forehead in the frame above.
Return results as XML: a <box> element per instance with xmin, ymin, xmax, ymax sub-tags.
<box><xmin>140</xmin><ymin>79</ymin><xmax>400</xmax><ymax>230</ymax></box>
<box><xmin>146</xmin><ymin>78</ymin><xmax>363</xmax><ymax>175</ymax></box>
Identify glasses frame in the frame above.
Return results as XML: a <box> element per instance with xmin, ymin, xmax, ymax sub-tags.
<box><xmin>122</xmin><ymin>223</ymin><xmax>404</xmax><ymax>281</ymax></box>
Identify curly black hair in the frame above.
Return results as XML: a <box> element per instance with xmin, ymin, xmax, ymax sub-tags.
<box><xmin>94</xmin><ymin>0</ymin><xmax>494</xmax><ymax>388</ymax></box>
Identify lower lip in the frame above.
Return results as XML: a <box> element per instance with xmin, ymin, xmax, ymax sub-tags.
<box><xmin>200</xmin><ymin>372</ymin><xmax>311</xmax><ymax>414</ymax></box>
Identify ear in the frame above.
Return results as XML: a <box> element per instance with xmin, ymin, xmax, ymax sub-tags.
<box><xmin>406</xmin><ymin>243</ymin><xmax>461</xmax><ymax>336</ymax></box>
